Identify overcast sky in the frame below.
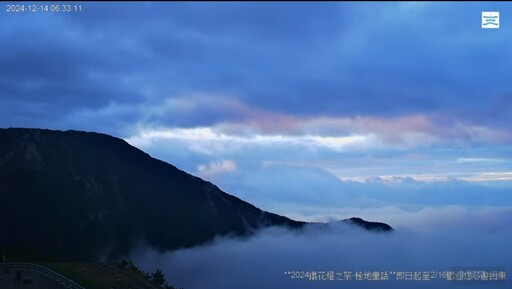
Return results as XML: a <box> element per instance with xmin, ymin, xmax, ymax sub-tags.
<box><xmin>2</xmin><ymin>2</ymin><xmax>512</xmax><ymax>221</ymax></box>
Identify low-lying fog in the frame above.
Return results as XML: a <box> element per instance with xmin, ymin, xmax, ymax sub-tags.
<box><xmin>132</xmin><ymin>206</ymin><xmax>512</xmax><ymax>289</ymax></box>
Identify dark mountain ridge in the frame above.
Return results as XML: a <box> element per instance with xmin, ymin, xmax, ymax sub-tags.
<box><xmin>0</xmin><ymin>128</ymin><xmax>391</xmax><ymax>261</ymax></box>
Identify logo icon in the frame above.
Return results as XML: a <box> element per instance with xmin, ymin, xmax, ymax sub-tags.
<box><xmin>482</xmin><ymin>12</ymin><xmax>499</xmax><ymax>29</ymax></box>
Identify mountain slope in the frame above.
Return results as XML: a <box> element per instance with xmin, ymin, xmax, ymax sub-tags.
<box><xmin>0</xmin><ymin>128</ymin><xmax>302</xmax><ymax>260</ymax></box>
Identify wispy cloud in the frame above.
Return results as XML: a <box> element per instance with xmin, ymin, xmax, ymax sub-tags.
<box><xmin>456</xmin><ymin>158</ymin><xmax>505</xmax><ymax>163</ymax></box>
<box><xmin>461</xmin><ymin>172</ymin><xmax>512</xmax><ymax>182</ymax></box>
<box><xmin>126</xmin><ymin>111</ymin><xmax>512</xmax><ymax>153</ymax></box>
<box><xmin>197</xmin><ymin>160</ymin><xmax>237</xmax><ymax>177</ymax></box>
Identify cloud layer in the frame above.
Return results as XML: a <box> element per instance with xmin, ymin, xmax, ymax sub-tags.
<box><xmin>2</xmin><ymin>2</ymin><xmax>512</xmax><ymax>134</ymax></box>
<box><xmin>3</xmin><ymin>3</ymin><xmax>512</xmax><ymax>185</ymax></box>
<box><xmin>132</xmin><ymin>206</ymin><xmax>512</xmax><ymax>289</ymax></box>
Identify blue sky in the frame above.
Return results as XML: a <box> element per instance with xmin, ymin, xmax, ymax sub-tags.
<box><xmin>2</xmin><ymin>2</ymin><xmax>512</xmax><ymax>222</ymax></box>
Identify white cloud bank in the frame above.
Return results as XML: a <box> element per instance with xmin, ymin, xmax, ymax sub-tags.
<box><xmin>131</xmin><ymin>206</ymin><xmax>512</xmax><ymax>289</ymax></box>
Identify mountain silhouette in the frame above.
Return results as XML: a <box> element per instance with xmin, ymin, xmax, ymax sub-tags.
<box><xmin>0</xmin><ymin>128</ymin><xmax>392</xmax><ymax>261</ymax></box>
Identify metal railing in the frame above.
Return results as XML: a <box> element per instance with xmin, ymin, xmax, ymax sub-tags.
<box><xmin>0</xmin><ymin>262</ymin><xmax>86</xmax><ymax>289</ymax></box>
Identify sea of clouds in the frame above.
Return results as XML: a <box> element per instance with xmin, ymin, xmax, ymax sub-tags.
<box><xmin>132</xmin><ymin>206</ymin><xmax>512</xmax><ymax>289</ymax></box>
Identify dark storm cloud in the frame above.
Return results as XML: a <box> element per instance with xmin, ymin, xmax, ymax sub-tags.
<box><xmin>58</xmin><ymin>1</ymin><xmax>347</xmax><ymax>99</ymax></box>
<box><xmin>1</xmin><ymin>12</ymin><xmax>144</xmax><ymax>102</ymax></box>
<box><xmin>2</xmin><ymin>2</ymin><xmax>511</xmax><ymax>132</ymax></box>
<box><xmin>1</xmin><ymin>9</ymin><xmax>148</xmax><ymax>134</ymax></box>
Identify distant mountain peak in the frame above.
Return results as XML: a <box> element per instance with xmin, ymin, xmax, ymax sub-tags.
<box><xmin>342</xmin><ymin>217</ymin><xmax>394</xmax><ymax>232</ymax></box>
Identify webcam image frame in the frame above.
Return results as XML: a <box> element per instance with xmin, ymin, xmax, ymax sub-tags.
<box><xmin>0</xmin><ymin>2</ymin><xmax>511</xmax><ymax>289</ymax></box>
